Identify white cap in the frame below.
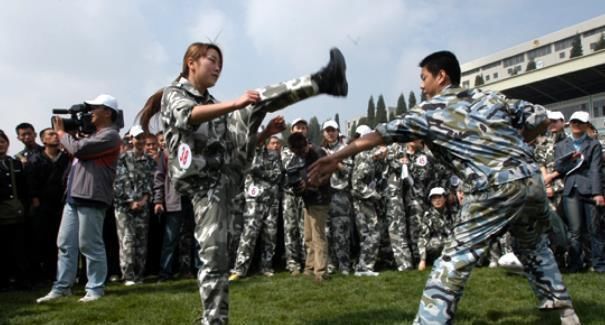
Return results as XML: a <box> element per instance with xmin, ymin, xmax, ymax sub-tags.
<box><xmin>569</xmin><ymin>111</ymin><xmax>589</xmax><ymax>123</ymax></box>
<box><xmin>428</xmin><ymin>187</ymin><xmax>446</xmax><ymax>198</ymax></box>
<box><xmin>322</xmin><ymin>120</ymin><xmax>339</xmax><ymax>130</ymax></box>
<box><xmin>291</xmin><ymin>118</ymin><xmax>308</xmax><ymax>128</ymax></box>
<box><xmin>547</xmin><ymin>110</ymin><xmax>565</xmax><ymax>121</ymax></box>
<box><xmin>270</xmin><ymin>133</ymin><xmax>283</xmax><ymax>141</ymax></box>
<box><xmin>355</xmin><ymin>124</ymin><xmax>372</xmax><ymax>136</ymax></box>
<box><xmin>130</xmin><ymin>125</ymin><xmax>145</xmax><ymax>138</ymax></box>
<box><xmin>85</xmin><ymin>94</ymin><xmax>118</xmax><ymax>111</ymax></box>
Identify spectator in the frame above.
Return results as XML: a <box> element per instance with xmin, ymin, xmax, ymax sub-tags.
<box><xmin>15</xmin><ymin>123</ymin><xmax>43</xmax><ymax>166</ymax></box>
<box><xmin>0</xmin><ymin>129</ymin><xmax>29</xmax><ymax>290</ymax></box>
<box><xmin>37</xmin><ymin>94</ymin><xmax>122</xmax><ymax>303</ymax></box>
<box><xmin>28</xmin><ymin>128</ymin><xmax>69</xmax><ymax>281</ymax></box>
<box><xmin>417</xmin><ymin>187</ymin><xmax>453</xmax><ymax>271</ymax></box>
<box><xmin>113</xmin><ymin>125</ymin><xmax>156</xmax><ymax>285</ymax></box>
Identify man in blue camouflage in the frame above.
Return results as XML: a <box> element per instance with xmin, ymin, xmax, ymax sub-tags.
<box><xmin>309</xmin><ymin>51</ymin><xmax>579</xmax><ymax>324</ymax></box>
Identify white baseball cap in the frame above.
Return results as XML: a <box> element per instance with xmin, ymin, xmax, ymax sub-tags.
<box><xmin>291</xmin><ymin>118</ymin><xmax>308</xmax><ymax>128</ymax></box>
<box><xmin>322</xmin><ymin>120</ymin><xmax>339</xmax><ymax>130</ymax></box>
<box><xmin>85</xmin><ymin>94</ymin><xmax>118</xmax><ymax>111</ymax></box>
<box><xmin>547</xmin><ymin>110</ymin><xmax>565</xmax><ymax>121</ymax></box>
<box><xmin>355</xmin><ymin>124</ymin><xmax>372</xmax><ymax>136</ymax></box>
<box><xmin>428</xmin><ymin>187</ymin><xmax>446</xmax><ymax>198</ymax></box>
<box><xmin>569</xmin><ymin>111</ymin><xmax>589</xmax><ymax>123</ymax></box>
<box><xmin>129</xmin><ymin>125</ymin><xmax>145</xmax><ymax>138</ymax></box>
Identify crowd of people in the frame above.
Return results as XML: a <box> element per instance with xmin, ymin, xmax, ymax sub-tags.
<box><xmin>1</xmin><ymin>45</ymin><xmax>602</xmax><ymax>324</ymax></box>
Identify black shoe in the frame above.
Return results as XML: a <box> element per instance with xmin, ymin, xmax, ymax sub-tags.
<box><xmin>312</xmin><ymin>48</ymin><xmax>348</xmax><ymax>97</ymax></box>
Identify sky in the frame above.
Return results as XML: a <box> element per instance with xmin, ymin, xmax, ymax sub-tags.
<box><xmin>2</xmin><ymin>0</ymin><xmax>605</xmax><ymax>154</ymax></box>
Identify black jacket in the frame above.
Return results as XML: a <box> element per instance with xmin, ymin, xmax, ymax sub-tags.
<box><xmin>555</xmin><ymin>136</ymin><xmax>603</xmax><ymax>197</ymax></box>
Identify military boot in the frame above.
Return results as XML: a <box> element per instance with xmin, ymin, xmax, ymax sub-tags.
<box><xmin>312</xmin><ymin>48</ymin><xmax>348</xmax><ymax>97</ymax></box>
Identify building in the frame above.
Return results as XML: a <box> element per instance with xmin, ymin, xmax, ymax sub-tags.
<box><xmin>460</xmin><ymin>14</ymin><xmax>605</xmax><ymax>130</ymax></box>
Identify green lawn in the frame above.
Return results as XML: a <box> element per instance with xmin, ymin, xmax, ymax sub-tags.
<box><xmin>1</xmin><ymin>268</ymin><xmax>603</xmax><ymax>324</ymax></box>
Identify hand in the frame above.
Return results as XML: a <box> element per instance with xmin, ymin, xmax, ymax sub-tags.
<box><xmin>154</xmin><ymin>203</ymin><xmax>165</xmax><ymax>215</ymax></box>
<box><xmin>130</xmin><ymin>201</ymin><xmax>140</xmax><ymax>211</ymax></box>
<box><xmin>308</xmin><ymin>156</ymin><xmax>339</xmax><ymax>187</ymax></box>
<box><xmin>31</xmin><ymin>197</ymin><xmax>40</xmax><ymax>208</ymax></box>
<box><xmin>52</xmin><ymin>116</ymin><xmax>65</xmax><ymax>132</ymax></box>
<box><xmin>418</xmin><ymin>260</ymin><xmax>426</xmax><ymax>271</ymax></box>
<box><xmin>546</xmin><ymin>187</ymin><xmax>554</xmax><ymax>198</ymax></box>
<box><xmin>234</xmin><ymin>90</ymin><xmax>261</xmax><ymax>109</ymax></box>
<box><xmin>594</xmin><ymin>195</ymin><xmax>605</xmax><ymax>206</ymax></box>
<box><xmin>265</xmin><ymin>116</ymin><xmax>286</xmax><ymax>135</ymax></box>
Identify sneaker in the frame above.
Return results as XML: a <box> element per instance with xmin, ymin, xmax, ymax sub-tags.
<box><xmin>290</xmin><ymin>270</ymin><xmax>301</xmax><ymax>277</ymax></box>
<box><xmin>228</xmin><ymin>273</ymin><xmax>241</xmax><ymax>282</ymax></box>
<box><xmin>78</xmin><ymin>293</ymin><xmax>101</xmax><ymax>303</ymax></box>
<box><xmin>498</xmin><ymin>253</ymin><xmax>523</xmax><ymax>271</ymax></box>
<box><xmin>560</xmin><ymin>308</ymin><xmax>581</xmax><ymax>325</ymax></box>
<box><xmin>124</xmin><ymin>280</ymin><xmax>136</xmax><ymax>286</ymax></box>
<box><xmin>397</xmin><ymin>265</ymin><xmax>412</xmax><ymax>272</ymax></box>
<box><xmin>109</xmin><ymin>275</ymin><xmax>120</xmax><ymax>283</ymax></box>
<box><xmin>354</xmin><ymin>270</ymin><xmax>379</xmax><ymax>277</ymax></box>
<box><xmin>36</xmin><ymin>290</ymin><xmax>72</xmax><ymax>303</ymax></box>
<box><xmin>262</xmin><ymin>271</ymin><xmax>274</xmax><ymax>277</ymax></box>
<box><xmin>341</xmin><ymin>270</ymin><xmax>350</xmax><ymax>276</ymax></box>
<box><xmin>312</xmin><ymin>48</ymin><xmax>348</xmax><ymax>97</ymax></box>
<box><xmin>489</xmin><ymin>261</ymin><xmax>498</xmax><ymax>268</ymax></box>
<box><xmin>303</xmin><ymin>270</ymin><xmax>314</xmax><ymax>277</ymax></box>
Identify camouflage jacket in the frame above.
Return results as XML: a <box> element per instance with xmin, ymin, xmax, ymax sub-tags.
<box><xmin>161</xmin><ymin>77</ymin><xmax>267</xmax><ymax>197</ymax></box>
<box><xmin>383</xmin><ymin>143</ymin><xmax>406</xmax><ymax>197</ymax></box>
<box><xmin>323</xmin><ymin>140</ymin><xmax>353</xmax><ymax>191</ymax></box>
<box><xmin>113</xmin><ymin>150</ymin><xmax>156</xmax><ymax>210</ymax></box>
<box><xmin>405</xmin><ymin>148</ymin><xmax>442</xmax><ymax>201</ymax></box>
<box><xmin>376</xmin><ymin>87</ymin><xmax>544</xmax><ymax>193</ymax></box>
<box><xmin>351</xmin><ymin>149</ymin><xmax>380</xmax><ymax>200</ymax></box>
<box><xmin>534</xmin><ymin>130</ymin><xmax>566</xmax><ymax>192</ymax></box>
<box><xmin>418</xmin><ymin>206</ymin><xmax>453</xmax><ymax>260</ymax></box>
<box><xmin>244</xmin><ymin>146</ymin><xmax>283</xmax><ymax>199</ymax></box>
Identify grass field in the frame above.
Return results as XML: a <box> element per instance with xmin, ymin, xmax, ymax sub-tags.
<box><xmin>1</xmin><ymin>268</ymin><xmax>603</xmax><ymax>324</ymax></box>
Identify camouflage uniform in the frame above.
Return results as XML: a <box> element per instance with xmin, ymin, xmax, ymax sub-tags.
<box><xmin>162</xmin><ymin>75</ymin><xmax>319</xmax><ymax>324</ymax></box>
<box><xmin>351</xmin><ymin>149</ymin><xmax>381</xmax><ymax>272</ymax></box>
<box><xmin>374</xmin><ymin>87</ymin><xmax>573</xmax><ymax>324</ymax></box>
<box><xmin>383</xmin><ymin>143</ymin><xmax>414</xmax><ymax>269</ymax></box>
<box><xmin>417</xmin><ymin>207</ymin><xmax>453</xmax><ymax>263</ymax></box>
<box><xmin>232</xmin><ymin>146</ymin><xmax>282</xmax><ymax>276</ymax></box>
<box><xmin>281</xmin><ymin>146</ymin><xmax>306</xmax><ymax>273</ymax></box>
<box><xmin>324</xmin><ymin>141</ymin><xmax>354</xmax><ymax>273</ymax></box>
<box><xmin>228</xmin><ymin>190</ymin><xmax>244</xmax><ymax>269</ymax></box>
<box><xmin>113</xmin><ymin>150</ymin><xmax>156</xmax><ymax>282</ymax></box>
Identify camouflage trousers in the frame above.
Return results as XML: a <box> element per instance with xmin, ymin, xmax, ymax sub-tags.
<box><xmin>232</xmin><ymin>188</ymin><xmax>280</xmax><ymax>276</ymax></box>
<box><xmin>283</xmin><ymin>192</ymin><xmax>305</xmax><ymax>272</ymax></box>
<box><xmin>414</xmin><ymin>174</ymin><xmax>573</xmax><ymax>324</ymax></box>
<box><xmin>385</xmin><ymin>192</ymin><xmax>413</xmax><ymax>269</ymax></box>
<box><xmin>407</xmin><ymin>198</ymin><xmax>427</xmax><ymax>263</ymax></box>
<box><xmin>353</xmin><ymin>199</ymin><xmax>380</xmax><ymax>272</ymax></box>
<box><xmin>327</xmin><ymin>190</ymin><xmax>353</xmax><ymax>272</ymax></box>
<box><xmin>228</xmin><ymin>191</ymin><xmax>245</xmax><ymax>269</ymax></box>
<box><xmin>115</xmin><ymin>208</ymin><xmax>149</xmax><ymax>282</ymax></box>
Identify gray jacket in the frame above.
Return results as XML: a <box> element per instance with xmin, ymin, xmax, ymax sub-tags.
<box><xmin>555</xmin><ymin>135</ymin><xmax>603</xmax><ymax>197</ymax></box>
<box><xmin>154</xmin><ymin>150</ymin><xmax>182</xmax><ymax>212</ymax></box>
<box><xmin>61</xmin><ymin>127</ymin><xmax>121</xmax><ymax>206</ymax></box>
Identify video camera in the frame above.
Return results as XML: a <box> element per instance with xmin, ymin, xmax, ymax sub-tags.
<box><xmin>52</xmin><ymin>103</ymin><xmax>124</xmax><ymax>134</ymax></box>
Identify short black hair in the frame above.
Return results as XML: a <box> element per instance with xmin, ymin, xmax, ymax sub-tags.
<box><xmin>288</xmin><ymin>132</ymin><xmax>308</xmax><ymax>150</ymax></box>
<box><xmin>0</xmin><ymin>129</ymin><xmax>8</xmax><ymax>143</ymax></box>
<box><xmin>419</xmin><ymin>51</ymin><xmax>461</xmax><ymax>86</ymax></box>
<box><xmin>39</xmin><ymin>127</ymin><xmax>53</xmax><ymax>139</ymax></box>
<box><xmin>15</xmin><ymin>122</ymin><xmax>35</xmax><ymax>134</ymax></box>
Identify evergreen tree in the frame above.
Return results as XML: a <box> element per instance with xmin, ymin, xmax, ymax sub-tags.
<box><xmin>349</xmin><ymin>121</ymin><xmax>357</xmax><ymax>138</ymax></box>
<box><xmin>594</xmin><ymin>33</ymin><xmax>605</xmax><ymax>52</ymax></box>
<box><xmin>308</xmin><ymin>116</ymin><xmax>321</xmax><ymax>146</ymax></box>
<box><xmin>367</xmin><ymin>96</ymin><xmax>376</xmax><ymax>128</ymax></box>
<box><xmin>388</xmin><ymin>110</ymin><xmax>395</xmax><ymax>121</ymax></box>
<box><xmin>475</xmin><ymin>74</ymin><xmax>484</xmax><ymax>87</ymax></box>
<box><xmin>281</xmin><ymin>125</ymin><xmax>291</xmax><ymax>144</ymax></box>
<box><xmin>526</xmin><ymin>59</ymin><xmax>537</xmax><ymax>71</ymax></box>
<box><xmin>396</xmin><ymin>93</ymin><xmax>407</xmax><ymax>116</ymax></box>
<box><xmin>375</xmin><ymin>95</ymin><xmax>388</xmax><ymax>124</ymax></box>
<box><xmin>570</xmin><ymin>34</ymin><xmax>583</xmax><ymax>58</ymax></box>
<box><xmin>408</xmin><ymin>91</ymin><xmax>417</xmax><ymax>109</ymax></box>
<box><xmin>334</xmin><ymin>113</ymin><xmax>340</xmax><ymax>128</ymax></box>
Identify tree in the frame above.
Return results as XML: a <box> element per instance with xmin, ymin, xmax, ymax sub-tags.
<box><xmin>375</xmin><ymin>95</ymin><xmax>388</xmax><ymax>124</ymax></box>
<box><xmin>367</xmin><ymin>96</ymin><xmax>376</xmax><ymax>128</ymax></box>
<box><xmin>570</xmin><ymin>34</ymin><xmax>583</xmax><ymax>58</ymax></box>
<box><xmin>349</xmin><ymin>121</ymin><xmax>357</xmax><ymax>138</ymax></box>
<box><xmin>281</xmin><ymin>125</ymin><xmax>291</xmax><ymax>144</ymax></box>
<box><xmin>396</xmin><ymin>93</ymin><xmax>407</xmax><ymax>116</ymax></box>
<box><xmin>308</xmin><ymin>116</ymin><xmax>321</xmax><ymax>146</ymax></box>
<box><xmin>594</xmin><ymin>33</ymin><xmax>605</xmax><ymax>52</ymax></box>
<box><xmin>334</xmin><ymin>113</ymin><xmax>340</xmax><ymax>128</ymax></box>
<box><xmin>474</xmin><ymin>75</ymin><xmax>484</xmax><ymax>87</ymax></box>
<box><xmin>408</xmin><ymin>91</ymin><xmax>417</xmax><ymax>109</ymax></box>
<box><xmin>388</xmin><ymin>110</ymin><xmax>395</xmax><ymax>121</ymax></box>
<box><xmin>526</xmin><ymin>60</ymin><xmax>536</xmax><ymax>71</ymax></box>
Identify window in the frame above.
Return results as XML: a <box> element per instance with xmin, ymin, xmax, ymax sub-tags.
<box><xmin>583</xmin><ymin>26</ymin><xmax>605</xmax><ymax>38</ymax></box>
<box><xmin>493</xmin><ymin>72</ymin><xmax>498</xmax><ymax>79</ymax></box>
<box><xmin>462</xmin><ymin>80</ymin><xmax>470</xmax><ymax>88</ymax></box>
<box><xmin>461</xmin><ymin>68</ymin><xmax>479</xmax><ymax>77</ymax></box>
<box><xmin>594</xmin><ymin>99</ymin><xmax>605</xmax><ymax>117</ymax></box>
<box><xmin>503</xmin><ymin>54</ymin><xmax>525</xmax><ymax>68</ymax></box>
<box><xmin>480</xmin><ymin>61</ymin><xmax>501</xmax><ymax>71</ymax></box>
<box><xmin>554</xmin><ymin>37</ymin><xmax>574</xmax><ymax>51</ymax></box>
<box><xmin>527</xmin><ymin>45</ymin><xmax>552</xmax><ymax>60</ymax></box>
<box><xmin>559</xmin><ymin>52</ymin><xmax>566</xmax><ymax>59</ymax></box>
<box><xmin>485</xmin><ymin>75</ymin><xmax>490</xmax><ymax>81</ymax></box>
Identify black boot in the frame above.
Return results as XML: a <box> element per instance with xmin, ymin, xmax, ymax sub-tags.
<box><xmin>312</xmin><ymin>48</ymin><xmax>348</xmax><ymax>97</ymax></box>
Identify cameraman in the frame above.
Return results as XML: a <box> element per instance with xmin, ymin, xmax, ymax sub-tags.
<box><xmin>286</xmin><ymin>132</ymin><xmax>331</xmax><ymax>283</ymax></box>
<box><xmin>37</xmin><ymin>94</ymin><xmax>122</xmax><ymax>303</ymax></box>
